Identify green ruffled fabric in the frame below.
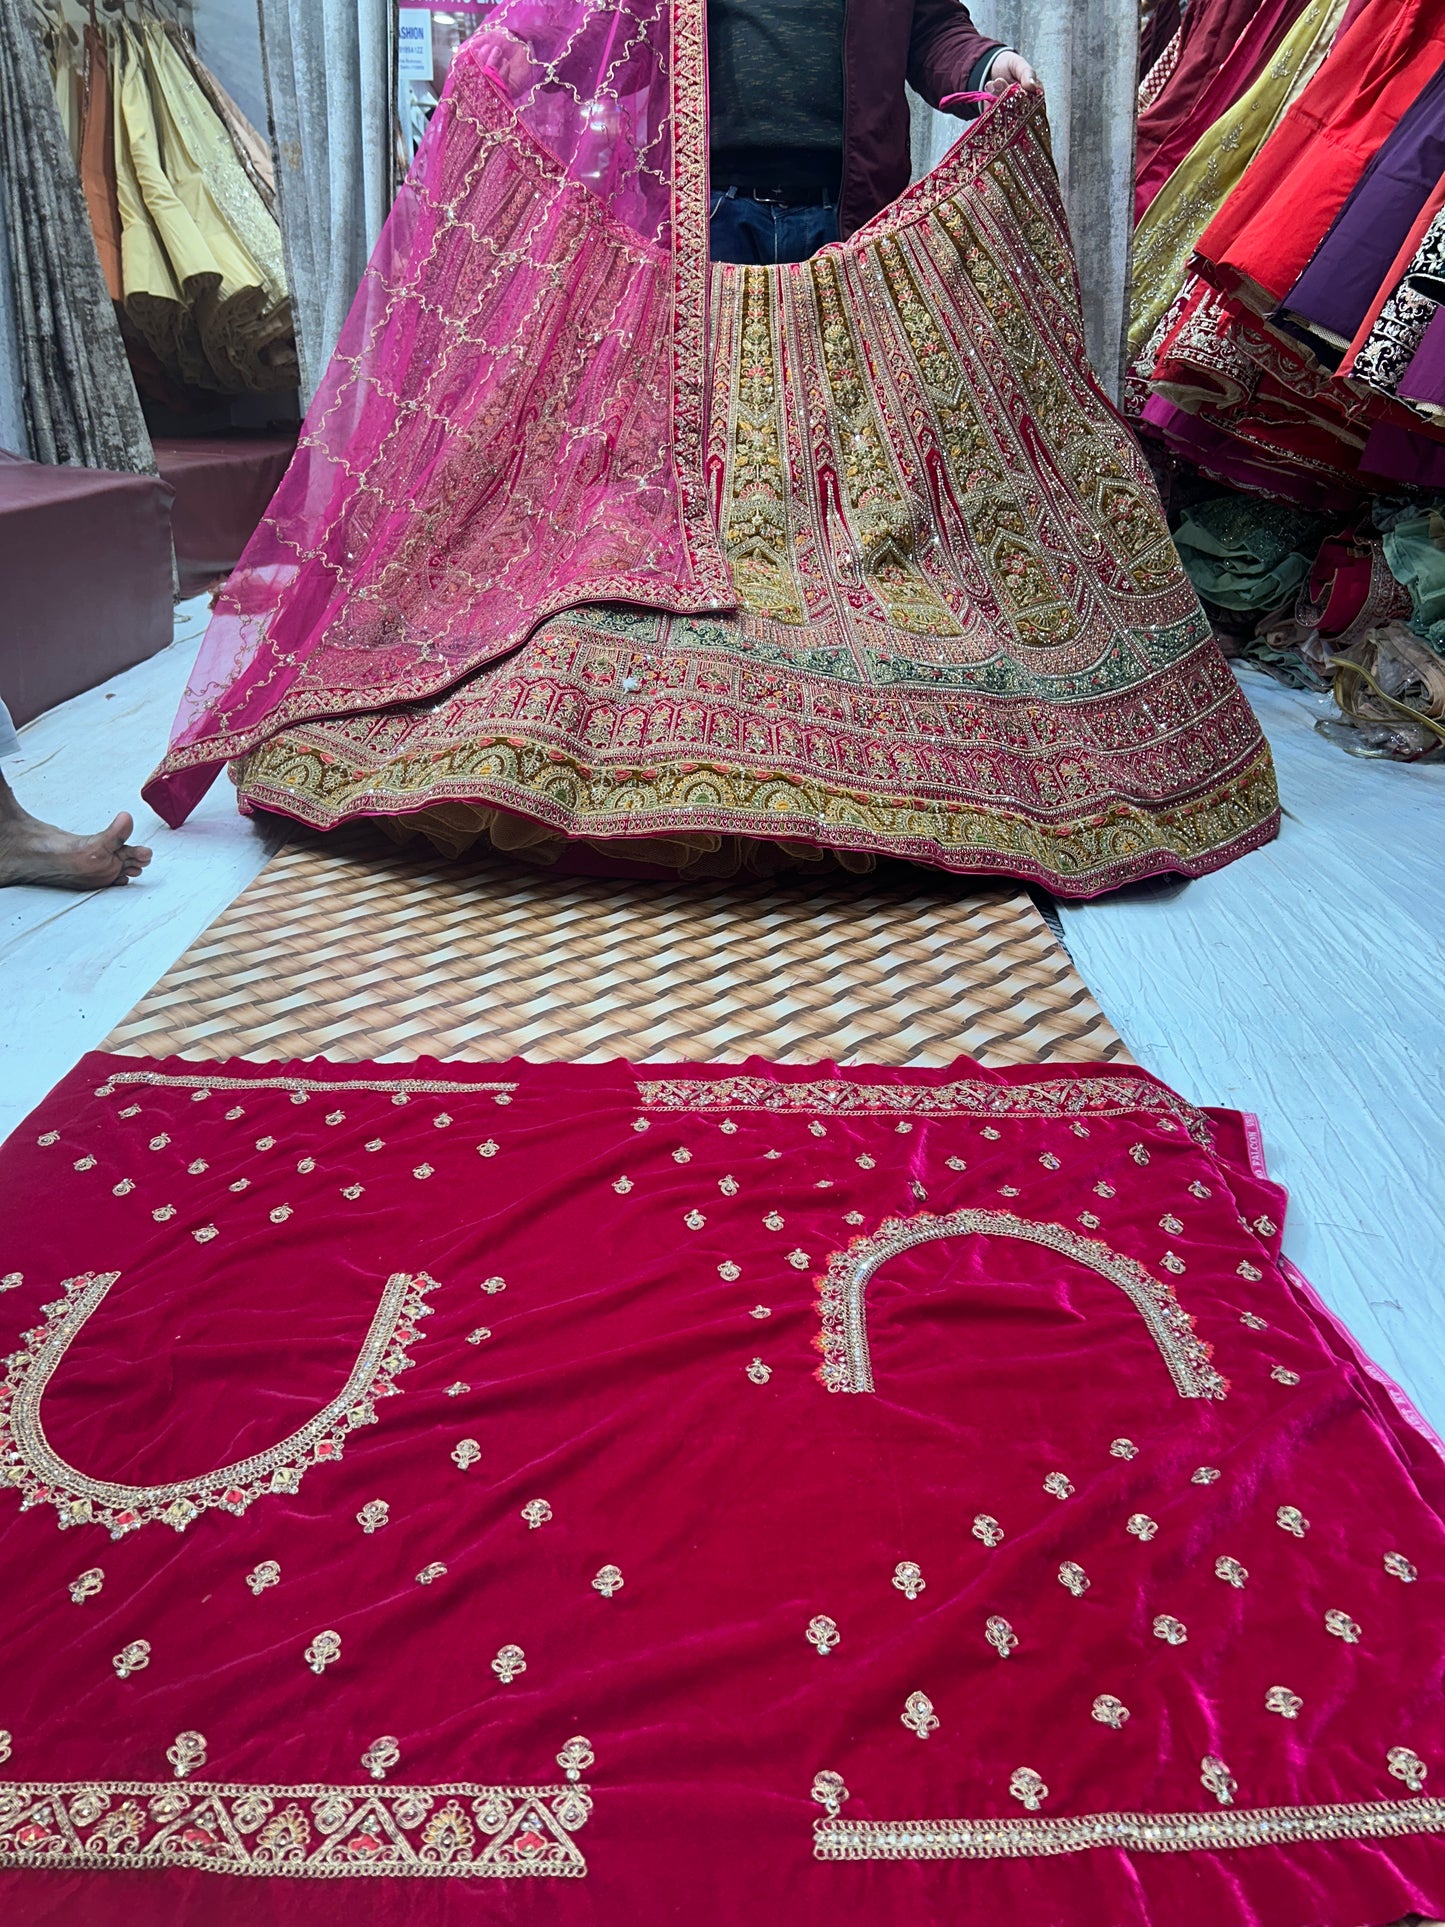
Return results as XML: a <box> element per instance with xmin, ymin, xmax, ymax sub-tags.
<box><xmin>1381</xmin><ymin>510</ymin><xmax>1445</xmax><ymax>651</ymax></box>
<box><xmin>1173</xmin><ymin>497</ymin><xmax>1323</xmax><ymax>613</ymax></box>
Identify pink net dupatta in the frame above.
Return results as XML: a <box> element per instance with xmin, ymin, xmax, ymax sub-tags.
<box><xmin>144</xmin><ymin>0</ymin><xmax>725</xmax><ymax>827</ymax></box>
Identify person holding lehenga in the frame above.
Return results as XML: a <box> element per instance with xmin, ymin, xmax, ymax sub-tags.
<box><xmin>144</xmin><ymin>0</ymin><xmax>1279</xmax><ymax>896</ymax></box>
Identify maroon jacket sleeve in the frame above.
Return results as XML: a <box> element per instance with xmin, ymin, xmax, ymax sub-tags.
<box><xmin>906</xmin><ymin>0</ymin><xmax>1005</xmax><ymax>109</ymax></box>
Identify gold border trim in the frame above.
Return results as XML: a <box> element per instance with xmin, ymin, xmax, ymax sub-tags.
<box><xmin>814</xmin><ymin>1796</ymin><xmax>1445</xmax><ymax>1860</ymax></box>
<box><xmin>0</xmin><ymin>1778</ymin><xmax>591</xmax><ymax>1877</ymax></box>
<box><xmin>96</xmin><ymin>1072</ymin><xmax>518</xmax><ymax>1098</ymax></box>
<box><xmin>635</xmin><ymin>1074</ymin><xmax>1214</xmax><ymax>1144</ymax></box>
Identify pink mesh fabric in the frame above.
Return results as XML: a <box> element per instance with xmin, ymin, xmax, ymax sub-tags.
<box><xmin>146</xmin><ymin>0</ymin><xmax>723</xmax><ymax>827</ymax></box>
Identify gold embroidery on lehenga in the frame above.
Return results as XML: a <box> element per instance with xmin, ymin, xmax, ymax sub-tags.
<box><xmin>1109</xmin><ymin>1437</ymin><xmax>1138</xmax><ymax>1459</ymax></box>
<box><xmin>112</xmin><ymin>1639</ymin><xmax>150</xmax><ymax>1679</ymax></box>
<box><xmin>361</xmin><ymin>1737</ymin><xmax>400</xmax><ymax>1781</ymax></box>
<box><xmin>813</xmin><ymin>1793</ymin><xmax>1445</xmax><ymax>1860</ymax></box>
<box><xmin>1128</xmin><ymin>1514</ymin><xmax>1159</xmax><ymax>1542</ymax></box>
<box><xmin>892</xmin><ymin>1561</ymin><xmax>925</xmax><ymax>1601</ymax></box>
<box><xmin>452</xmin><ymin>1439</ymin><xmax>481</xmax><ymax>1471</ymax></box>
<box><xmin>520</xmin><ymin>1499</ymin><xmax>552</xmax><ymax>1528</ymax></box>
<box><xmin>1010</xmin><ymin>1769</ymin><xmax>1049</xmax><ymax>1811</ymax></box>
<box><xmin>1265</xmin><ymin>1686</ymin><xmax>1302</xmax><ymax>1719</ymax></box>
<box><xmin>812</xmin><ymin>1771</ymin><xmax>849</xmax><ymax>1816</ymax></box>
<box><xmin>986</xmin><ymin>1615</ymin><xmax>1018</xmax><ymax>1658</ymax></box>
<box><xmin>746</xmin><ymin>1358</ymin><xmax>772</xmax><ymax>1385</ymax></box>
<box><xmin>972</xmin><ymin>1513</ymin><xmax>1004</xmax><ymax>1547</ymax></box>
<box><xmin>417</xmin><ymin>1562</ymin><xmax>447</xmax><ymax>1585</ymax></box>
<box><xmin>1091</xmin><ymin>1696</ymin><xmax>1129</xmax><ymax>1728</ymax></box>
<box><xmin>813</xmin><ymin>1210</ymin><xmax>1226</xmax><ymax>1399</ymax></box>
<box><xmin>591</xmin><ymin>1565</ymin><xmax>624</xmax><ymax>1599</ymax></box>
<box><xmin>1058</xmin><ymin>1562</ymin><xmax>1089</xmax><ymax>1596</ymax></box>
<box><xmin>246</xmin><ymin>1560</ymin><xmax>280</xmax><ymax>1595</ymax></box>
<box><xmin>101</xmin><ymin>1070</ymin><xmax>519</xmax><ymax>1100</ymax></box>
<box><xmin>1043</xmin><ymin>1472</ymin><xmax>1075</xmax><ymax>1499</ymax></box>
<box><xmin>69</xmin><ymin>1566</ymin><xmax>104</xmax><ymax>1603</ymax></box>
<box><xmin>1385</xmin><ymin>1552</ymin><xmax>1418</xmax><ymax>1583</ymax></box>
<box><xmin>356</xmin><ymin>1500</ymin><xmax>390</xmax><ymax>1534</ymax></box>
<box><xmin>1215</xmin><ymin>1556</ymin><xmax>1248</xmax><ymax>1588</ymax></box>
<box><xmin>1325</xmin><ymin>1609</ymin><xmax>1361</xmax><ymax>1644</ymax></box>
<box><xmin>167</xmin><ymin>1732</ymin><xmax>208</xmax><ymax>1780</ymax></box>
<box><xmin>806</xmin><ymin>1616</ymin><xmax>840</xmax><ymax>1656</ymax></box>
<box><xmin>901</xmin><ymin>1692</ymin><xmax>938</xmax><ymax>1739</ymax></box>
<box><xmin>0</xmin><ymin>1753</ymin><xmax>595</xmax><ymax>1876</ymax></box>
<box><xmin>1388</xmin><ymin>1748</ymin><xmax>1428</xmax><ymax>1793</ymax></box>
<box><xmin>492</xmin><ymin>1645</ymin><xmax>527</xmax><ymax>1684</ymax></box>
<box><xmin>1276</xmin><ymin>1506</ymin><xmax>1309</xmax><ymax>1537</ymax></box>
<box><xmin>1202</xmin><ymin>1756</ymin><xmax>1238</xmax><ymax>1807</ymax></box>
<box><xmin>304</xmin><ymin>1630</ymin><xmax>341</xmax><ymax>1674</ymax></box>
<box><xmin>0</xmin><ymin>1271</ymin><xmax>438</xmax><ymax>1538</ymax></box>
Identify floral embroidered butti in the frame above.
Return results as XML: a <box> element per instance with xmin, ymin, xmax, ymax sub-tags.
<box><xmin>0</xmin><ymin>1052</ymin><xmax>1442</xmax><ymax>1925</ymax></box>
<box><xmin>141</xmin><ymin>11</ymin><xmax>1278</xmax><ymax>897</ymax></box>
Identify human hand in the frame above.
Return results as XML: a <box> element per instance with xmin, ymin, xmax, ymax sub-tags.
<box><xmin>988</xmin><ymin>51</ymin><xmax>1042</xmax><ymax>93</ymax></box>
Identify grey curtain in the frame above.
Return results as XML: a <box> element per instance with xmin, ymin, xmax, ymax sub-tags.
<box><xmin>257</xmin><ymin>0</ymin><xmax>394</xmax><ymax>403</ymax></box>
<box><xmin>0</xmin><ymin>0</ymin><xmax>153</xmax><ymax>469</ymax></box>
<box><xmin>909</xmin><ymin>0</ymin><xmax>1140</xmax><ymax>399</ymax></box>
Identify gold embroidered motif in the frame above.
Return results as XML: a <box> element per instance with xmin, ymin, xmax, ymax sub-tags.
<box><xmin>1237</xmin><ymin>1263</ymin><xmax>1263</xmax><ymax>1282</ymax></box>
<box><xmin>763</xmin><ymin>1211</ymin><xmax>784</xmax><ymax>1231</ymax></box>
<box><xmin>152</xmin><ymin>1205</ymin><xmax>176</xmax><ymax>1222</ymax></box>
<box><xmin>972</xmin><ymin>1514</ymin><xmax>1004</xmax><ymax>1547</ymax></box>
<box><xmin>1127</xmin><ymin>1515</ymin><xmax>1158</xmax><ymax>1542</ymax></box>
<box><xmin>999</xmin><ymin>1186</ymin><xmax>1020</xmax><ymax>1198</ymax></box>
<box><xmin>982</xmin><ymin>1127</ymin><xmax>1001</xmax><ymax>1141</ymax></box>
<box><xmin>246</xmin><ymin>1560</ymin><xmax>280</xmax><ymax>1595</ymax></box>
<box><xmin>193</xmin><ymin>1227</ymin><xmax>219</xmax><ymax>1245</ymax></box>
<box><xmin>986</xmin><ymin>1616</ymin><xmax>1017</xmax><ymax>1658</ymax></box>
<box><xmin>1189</xmin><ymin>1181</ymin><xmax>1211</xmax><ymax>1198</ymax></box>
<box><xmin>1109</xmin><ymin>1438</ymin><xmax>1138</xmax><ymax>1459</ymax></box>
<box><xmin>1277</xmin><ymin>1506</ymin><xmax>1309</xmax><ymax>1537</ymax></box>
<box><xmin>149</xmin><ymin>1135</ymin><xmax>170</xmax><ymax>1151</ymax></box>
<box><xmin>946</xmin><ymin>1157</ymin><xmax>967</xmax><ymax>1171</ymax></box>
<box><xmin>1266</xmin><ymin>1686</ymin><xmax>1302</xmax><ymax>1719</ymax></box>
<box><xmin>1</xmin><ymin>1271</ymin><xmax>22</xmax><ymax>1291</ymax></box>
<box><xmin>326</xmin><ymin>1111</ymin><xmax>345</xmax><ymax>1126</ymax></box>
<box><xmin>1040</xmin><ymin>1153</ymin><xmax>1061</xmax><ymax>1171</ymax></box>
<box><xmin>1215</xmin><ymin>1556</ymin><xmax>1248</xmax><ymax>1588</ymax></box>
<box><xmin>69</xmin><ymin>1567</ymin><xmax>104</xmax><ymax>1603</ymax></box>
<box><xmin>892</xmin><ymin>1561</ymin><xmax>925</xmax><ymax>1601</ymax></box>
<box><xmin>1158</xmin><ymin>1215</ymin><xmax>1183</xmax><ymax>1234</ymax></box>
<box><xmin>296</xmin><ymin>1157</ymin><xmax>315</xmax><ymax>1175</ymax></box>
<box><xmin>269</xmin><ymin>1206</ymin><xmax>292</xmax><ymax>1224</ymax></box>
<box><xmin>901</xmin><ymin>1693</ymin><xmax>938</xmax><ymax>1739</ymax></box>
<box><xmin>1058</xmin><ymin>1562</ymin><xmax>1089</xmax><ymax>1596</ymax></box>
<box><xmin>591</xmin><ymin>1566</ymin><xmax>624</xmax><ymax>1599</ymax></box>
<box><xmin>1091</xmin><ymin>1696</ymin><xmax>1129</xmax><ymax>1729</ymax></box>
<box><xmin>632</xmin><ymin>1119</ymin><xmax>650</xmax><ymax>1133</ymax></box>
<box><xmin>304</xmin><ymin>1630</ymin><xmax>341</xmax><ymax>1673</ymax></box>
<box><xmin>1254</xmin><ymin>1216</ymin><xmax>1277</xmax><ymax>1237</ymax></box>
<box><xmin>1078</xmin><ymin>1212</ymin><xmax>1101</xmax><ymax>1229</ymax></box>
<box><xmin>1152</xmin><ymin>1615</ymin><xmax>1187</xmax><ymax>1645</ymax></box>
<box><xmin>0</xmin><ymin>1762</ymin><xmax>594</xmax><ymax>1875</ymax></box>
<box><xmin>452</xmin><ymin>1440</ymin><xmax>481</xmax><ymax>1471</ymax></box>
<box><xmin>749</xmin><ymin>1305</ymin><xmax>771</xmax><ymax>1319</ymax></box>
<box><xmin>167</xmin><ymin>1733</ymin><xmax>207</xmax><ymax>1780</ymax></box>
<box><xmin>475</xmin><ymin>1139</ymin><xmax>498</xmax><ymax>1159</ymax></box>
<box><xmin>806</xmin><ymin>1616</ymin><xmax>840</xmax><ymax>1656</ymax></box>
<box><xmin>814</xmin><ymin>1209</ymin><xmax>1226</xmax><ymax>1398</ymax></box>
<box><xmin>844</xmin><ymin>1211</ymin><xmax>865</xmax><ymax>1226</ymax></box>
<box><xmin>720</xmin><ymin>1121</ymin><xmax>738</xmax><ymax>1136</ymax></box>
<box><xmin>365</xmin><ymin>1139</ymin><xmax>384</xmax><ymax>1153</ymax></box>
<box><xmin>856</xmin><ymin>1154</ymin><xmax>876</xmax><ymax>1170</ymax></box>
<box><xmin>1270</xmin><ymin>1366</ymin><xmax>1300</xmax><ymax>1387</ymax></box>
<box><xmin>718</xmin><ymin>1262</ymin><xmax>741</xmax><ymax>1281</ymax></box>
<box><xmin>1161</xmin><ymin>1252</ymin><xmax>1185</xmax><ymax>1274</ymax></box>
<box><xmin>0</xmin><ymin>1733</ymin><xmax>9</xmax><ymax>1766</ymax></box>
<box><xmin>481</xmin><ymin>1276</ymin><xmax>506</xmax><ymax>1295</ymax></box>
<box><xmin>1385</xmin><ymin>1552</ymin><xmax>1418</xmax><ymax>1583</ymax></box>
<box><xmin>37</xmin><ymin>1131</ymin><xmax>59</xmax><ymax>1146</ymax></box>
<box><xmin>684</xmin><ymin>1210</ymin><xmax>706</xmax><ymax>1230</ymax></box>
<box><xmin>520</xmin><ymin>1500</ymin><xmax>552</xmax><ymax>1529</ymax></box>
<box><xmin>228</xmin><ymin>1180</ymin><xmax>248</xmax><ymax>1193</ymax></box>
<box><xmin>1201</xmin><ymin>1756</ymin><xmax>1237</xmax><ymax>1807</ymax></box>
<box><xmin>719</xmin><ymin>1176</ymin><xmax>739</xmax><ymax>1196</ymax></box>
<box><xmin>1094</xmin><ymin>1182</ymin><xmax>1115</xmax><ymax>1201</ymax></box>
<box><xmin>1010</xmin><ymin>1769</ymin><xmax>1048</xmax><ymax>1811</ymax></box>
<box><xmin>362</xmin><ymin>1737</ymin><xmax>400</xmax><ymax>1781</ymax></box>
<box><xmin>1324</xmin><ymin>1610</ymin><xmax>1361</xmax><ymax>1644</ymax></box>
<box><xmin>113</xmin><ymin>1640</ymin><xmax>150</xmax><ymax>1679</ymax></box>
<box><xmin>417</xmin><ymin>1563</ymin><xmax>447</xmax><ymax>1585</ymax></box>
<box><xmin>413</xmin><ymin>1164</ymin><xmax>435</xmax><ymax>1181</ymax></box>
<box><xmin>1388</xmin><ymin>1747</ymin><xmax>1428</xmax><ymax>1793</ymax></box>
<box><xmin>811</xmin><ymin>1771</ymin><xmax>848</xmax><ymax>1816</ymax></box>
<box><xmin>1129</xmin><ymin>1145</ymin><xmax>1150</xmax><ymax>1165</ymax></box>
<box><xmin>0</xmin><ymin>1267</ymin><xmax>433</xmax><ymax>1540</ymax></box>
<box><xmin>1043</xmin><ymin>1472</ymin><xmax>1074</xmax><ymax>1499</ymax></box>
<box><xmin>492</xmin><ymin>1646</ymin><xmax>527</xmax><ymax>1684</ymax></box>
<box><xmin>746</xmin><ymin>1358</ymin><xmax>772</xmax><ymax>1385</ymax></box>
<box><xmin>1191</xmin><ymin>1466</ymin><xmax>1221</xmax><ymax>1485</ymax></box>
<box><xmin>342</xmin><ymin>1184</ymin><xmax>364</xmax><ymax>1200</ymax></box>
<box><xmin>255</xmin><ymin>1137</ymin><xmax>275</xmax><ymax>1150</ymax></box>
<box><xmin>1239</xmin><ymin>1310</ymin><xmax>1267</xmax><ymax>1331</ymax></box>
<box><xmin>73</xmin><ymin>1156</ymin><xmax>97</xmax><ymax>1172</ymax></box>
<box><xmin>786</xmin><ymin>1249</ymin><xmax>810</xmax><ymax>1270</ymax></box>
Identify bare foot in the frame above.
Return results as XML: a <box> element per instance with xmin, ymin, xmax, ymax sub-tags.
<box><xmin>0</xmin><ymin>804</ymin><xmax>153</xmax><ymax>890</ymax></box>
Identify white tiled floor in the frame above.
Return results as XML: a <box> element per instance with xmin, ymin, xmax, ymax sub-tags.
<box><xmin>0</xmin><ymin>597</ymin><xmax>282</xmax><ymax>1145</ymax></box>
<box><xmin>3</xmin><ymin>628</ymin><xmax>1443</xmax><ymax>1431</ymax></box>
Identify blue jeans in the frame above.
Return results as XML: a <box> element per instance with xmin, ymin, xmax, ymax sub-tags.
<box><xmin>708</xmin><ymin>191</ymin><xmax>839</xmax><ymax>265</ymax></box>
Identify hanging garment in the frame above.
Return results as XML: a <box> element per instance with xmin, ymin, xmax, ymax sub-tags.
<box><xmin>1171</xmin><ymin>497</ymin><xmax>1323</xmax><ymax>611</ymax></box>
<box><xmin>0</xmin><ymin>0</ymin><xmax>151</xmax><ymax>471</ymax></box>
<box><xmin>1397</xmin><ymin>304</ymin><xmax>1445</xmax><ymax>414</ymax></box>
<box><xmin>1277</xmin><ymin>63</ymin><xmax>1445</xmax><ymax>358</ymax></box>
<box><xmin>1135</xmin><ymin>0</ymin><xmax>1302</xmax><ymax>220</ymax></box>
<box><xmin>142</xmin><ymin>38</ymin><xmax>1277</xmax><ymax>896</ymax></box>
<box><xmin>1134</xmin><ymin>0</ymin><xmax>1262</xmax><ymax>193</ymax></box>
<box><xmin>1193</xmin><ymin>0</ymin><xmax>1445</xmax><ymax>315</ymax></box>
<box><xmin>111</xmin><ymin>22</ymin><xmax>293</xmax><ymax>395</ymax></box>
<box><xmin>0</xmin><ymin>1052</ymin><xmax>1444</xmax><ymax>1924</ymax></box>
<box><xmin>76</xmin><ymin>27</ymin><xmax>122</xmax><ymax>304</ymax></box>
<box><xmin>1128</xmin><ymin>0</ymin><xmax>1346</xmax><ymax>362</ymax></box>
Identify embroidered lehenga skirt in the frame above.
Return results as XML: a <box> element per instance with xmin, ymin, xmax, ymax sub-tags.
<box><xmin>228</xmin><ymin>113</ymin><xmax>1276</xmax><ymax>894</ymax></box>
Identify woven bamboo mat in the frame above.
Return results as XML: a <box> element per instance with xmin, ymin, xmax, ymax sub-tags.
<box><xmin>104</xmin><ymin>828</ymin><xmax>1127</xmax><ymax>1066</ymax></box>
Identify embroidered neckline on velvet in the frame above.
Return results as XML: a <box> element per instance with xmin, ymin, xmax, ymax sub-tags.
<box><xmin>0</xmin><ymin>1774</ymin><xmax>593</xmax><ymax>1877</ymax></box>
<box><xmin>0</xmin><ymin>1271</ymin><xmax>439</xmax><ymax>1537</ymax></box>
<box><xmin>813</xmin><ymin>1212</ymin><xmax>1225</xmax><ymax>1399</ymax></box>
<box><xmin>813</xmin><ymin>1795</ymin><xmax>1445</xmax><ymax>1860</ymax></box>
<box><xmin>635</xmin><ymin>1076</ymin><xmax>1213</xmax><ymax>1144</ymax></box>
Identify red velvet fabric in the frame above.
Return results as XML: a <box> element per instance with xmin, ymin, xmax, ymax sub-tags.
<box><xmin>0</xmin><ymin>1052</ymin><xmax>1442</xmax><ymax>1926</ymax></box>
